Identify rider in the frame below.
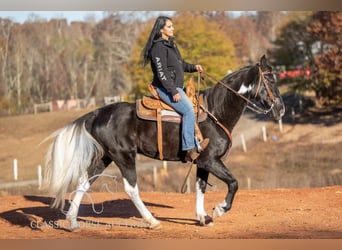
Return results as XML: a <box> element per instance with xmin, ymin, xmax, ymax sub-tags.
<box><xmin>142</xmin><ymin>16</ymin><xmax>209</xmax><ymax>161</ymax></box>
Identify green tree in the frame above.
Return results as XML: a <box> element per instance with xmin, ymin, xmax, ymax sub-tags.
<box><xmin>127</xmin><ymin>12</ymin><xmax>238</xmax><ymax>98</ymax></box>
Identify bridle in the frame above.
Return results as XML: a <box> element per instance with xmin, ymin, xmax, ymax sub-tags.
<box><xmin>199</xmin><ymin>66</ymin><xmax>276</xmax><ymax>115</ymax></box>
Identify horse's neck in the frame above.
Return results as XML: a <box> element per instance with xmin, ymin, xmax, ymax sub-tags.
<box><xmin>206</xmin><ymin>83</ymin><xmax>247</xmax><ymax>132</ymax></box>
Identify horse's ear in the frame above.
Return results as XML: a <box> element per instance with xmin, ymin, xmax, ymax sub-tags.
<box><xmin>259</xmin><ymin>54</ymin><xmax>272</xmax><ymax>71</ymax></box>
<box><xmin>260</xmin><ymin>54</ymin><xmax>267</xmax><ymax>67</ymax></box>
<box><xmin>246</xmin><ymin>66</ymin><xmax>258</xmax><ymax>83</ymax></box>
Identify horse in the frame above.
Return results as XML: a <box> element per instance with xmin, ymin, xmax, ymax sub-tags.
<box><xmin>44</xmin><ymin>55</ymin><xmax>285</xmax><ymax>231</ymax></box>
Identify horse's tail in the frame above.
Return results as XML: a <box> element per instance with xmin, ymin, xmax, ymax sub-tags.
<box><xmin>44</xmin><ymin>119</ymin><xmax>104</xmax><ymax>209</ymax></box>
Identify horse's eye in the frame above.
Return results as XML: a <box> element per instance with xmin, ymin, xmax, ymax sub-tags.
<box><xmin>265</xmin><ymin>74</ymin><xmax>275</xmax><ymax>83</ymax></box>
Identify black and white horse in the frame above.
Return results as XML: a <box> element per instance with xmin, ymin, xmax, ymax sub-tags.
<box><xmin>45</xmin><ymin>55</ymin><xmax>285</xmax><ymax>230</ymax></box>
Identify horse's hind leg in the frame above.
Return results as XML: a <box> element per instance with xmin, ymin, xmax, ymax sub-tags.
<box><xmin>65</xmin><ymin>175</ymin><xmax>90</xmax><ymax>232</ymax></box>
<box><xmin>195</xmin><ymin>167</ymin><xmax>214</xmax><ymax>226</ymax></box>
<box><xmin>112</xmin><ymin>150</ymin><xmax>161</xmax><ymax>229</ymax></box>
<box><xmin>118</xmin><ymin>164</ymin><xmax>161</xmax><ymax>229</ymax></box>
<box><xmin>66</xmin><ymin>157</ymin><xmax>111</xmax><ymax>231</ymax></box>
<box><xmin>122</xmin><ymin>177</ymin><xmax>161</xmax><ymax>229</ymax></box>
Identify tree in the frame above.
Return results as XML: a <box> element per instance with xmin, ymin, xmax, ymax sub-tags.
<box><xmin>92</xmin><ymin>12</ymin><xmax>143</xmax><ymax>99</ymax></box>
<box><xmin>307</xmin><ymin>11</ymin><xmax>342</xmax><ymax>104</ymax></box>
<box><xmin>267</xmin><ymin>12</ymin><xmax>314</xmax><ymax>67</ymax></box>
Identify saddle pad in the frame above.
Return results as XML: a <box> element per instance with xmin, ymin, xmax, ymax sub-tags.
<box><xmin>136</xmin><ymin>95</ymin><xmax>208</xmax><ymax>123</ymax></box>
<box><xmin>136</xmin><ymin>100</ymin><xmax>182</xmax><ymax>123</ymax></box>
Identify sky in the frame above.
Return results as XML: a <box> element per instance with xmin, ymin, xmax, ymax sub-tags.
<box><xmin>0</xmin><ymin>11</ymin><xmax>246</xmax><ymax>24</ymax></box>
<box><xmin>0</xmin><ymin>11</ymin><xmax>106</xmax><ymax>23</ymax></box>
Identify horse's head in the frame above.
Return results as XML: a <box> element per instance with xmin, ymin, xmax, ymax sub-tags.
<box><xmin>247</xmin><ymin>55</ymin><xmax>285</xmax><ymax>120</ymax></box>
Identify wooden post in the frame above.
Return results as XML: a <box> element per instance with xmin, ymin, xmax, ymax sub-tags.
<box><xmin>38</xmin><ymin>165</ymin><xmax>42</xmax><ymax>188</ymax></box>
<box><xmin>186</xmin><ymin>177</ymin><xmax>191</xmax><ymax>193</ymax></box>
<box><xmin>299</xmin><ymin>99</ymin><xmax>303</xmax><ymax>112</ymax></box>
<box><xmin>153</xmin><ymin>166</ymin><xmax>157</xmax><ymax>188</ymax></box>
<box><xmin>278</xmin><ymin>119</ymin><xmax>283</xmax><ymax>133</ymax></box>
<box><xmin>240</xmin><ymin>134</ymin><xmax>247</xmax><ymax>152</ymax></box>
<box><xmin>13</xmin><ymin>159</ymin><xmax>18</xmax><ymax>181</ymax></box>
<box><xmin>291</xmin><ymin>107</ymin><xmax>296</xmax><ymax>123</ymax></box>
<box><xmin>163</xmin><ymin>161</ymin><xmax>168</xmax><ymax>170</ymax></box>
<box><xmin>262</xmin><ymin>126</ymin><xmax>267</xmax><ymax>142</ymax></box>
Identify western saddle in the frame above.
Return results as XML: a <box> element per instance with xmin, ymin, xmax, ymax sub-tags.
<box><xmin>136</xmin><ymin>77</ymin><xmax>207</xmax><ymax>160</ymax></box>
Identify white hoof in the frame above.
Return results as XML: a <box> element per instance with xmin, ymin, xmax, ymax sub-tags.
<box><xmin>146</xmin><ymin>218</ymin><xmax>162</xmax><ymax>230</ymax></box>
<box><xmin>67</xmin><ymin>216</ymin><xmax>80</xmax><ymax>232</ymax></box>
<box><xmin>69</xmin><ymin>225</ymin><xmax>81</xmax><ymax>232</ymax></box>
<box><xmin>212</xmin><ymin>205</ymin><xmax>225</xmax><ymax>219</ymax></box>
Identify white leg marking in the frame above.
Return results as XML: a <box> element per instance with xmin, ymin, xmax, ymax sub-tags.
<box><xmin>196</xmin><ymin>181</ymin><xmax>206</xmax><ymax>216</ymax></box>
<box><xmin>66</xmin><ymin>177</ymin><xmax>90</xmax><ymax>231</ymax></box>
<box><xmin>213</xmin><ymin>200</ymin><xmax>227</xmax><ymax>218</ymax></box>
<box><xmin>195</xmin><ymin>181</ymin><xmax>214</xmax><ymax>226</ymax></box>
<box><xmin>123</xmin><ymin>178</ymin><xmax>161</xmax><ymax>229</ymax></box>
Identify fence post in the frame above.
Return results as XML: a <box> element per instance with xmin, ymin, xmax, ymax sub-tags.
<box><xmin>186</xmin><ymin>177</ymin><xmax>191</xmax><ymax>193</ymax></box>
<box><xmin>240</xmin><ymin>134</ymin><xmax>247</xmax><ymax>152</ymax></box>
<box><xmin>291</xmin><ymin>107</ymin><xmax>296</xmax><ymax>123</ymax></box>
<box><xmin>278</xmin><ymin>119</ymin><xmax>283</xmax><ymax>133</ymax></box>
<box><xmin>153</xmin><ymin>166</ymin><xmax>157</xmax><ymax>188</ymax></box>
<box><xmin>38</xmin><ymin>165</ymin><xmax>42</xmax><ymax>188</ymax></box>
<box><xmin>163</xmin><ymin>161</ymin><xmax>168</xmax><ymax>170</ymax></box>
<box><xmin>49</xmin><ymin>101</ymin><xmax>53</xmax><ymax>112</ymax></box>
<box><xmin>262</xmin><ymin>126</ymin><xmax>267</xmax><ymax>142</ymax></box>
<box><xmin>13</xmin><ymin>159</ymin><xmax>18</xmax><ymax>181</ymax></box>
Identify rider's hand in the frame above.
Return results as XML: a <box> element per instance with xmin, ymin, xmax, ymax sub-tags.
<box><xmin>195</xmin><ymin>64</ymin><xmax>203</xmax><ymax>73</ymax></box>
<box><xmin>173</xmin><ymin>93</ymin><xmax>181</xmax><ymax>102</ymax></box>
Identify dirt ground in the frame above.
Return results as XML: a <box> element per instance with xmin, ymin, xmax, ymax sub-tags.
<box><xmin>0</xmin><ymin>100</ymin><xmax>341</xmax><ymax>239</ymax></box>
<box><xmin>0</xmin><ymin>186</ymin><xmax>341</xmax><ymax>239</ymax></box>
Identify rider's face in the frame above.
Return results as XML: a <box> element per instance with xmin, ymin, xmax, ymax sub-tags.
<box><xmin>160</xmin><ymin>19</ymin><xmax>174</xmax><ymax>40</ymax></box>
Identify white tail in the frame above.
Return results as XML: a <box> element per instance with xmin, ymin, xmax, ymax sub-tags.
<box><xmin>44</xmin><ymin>121</ymin><xmax>104</xmax><ymax>209</ymax></box>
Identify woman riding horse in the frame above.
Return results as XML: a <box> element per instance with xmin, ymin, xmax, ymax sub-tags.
<box><xmin>45</xmin><ymin>55</ymin><xmax>285</xmax><ymax>231</ymax></box>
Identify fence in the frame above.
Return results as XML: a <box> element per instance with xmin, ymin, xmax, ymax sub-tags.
<box><xmin>34</xmin><ymin>97</ymin><xmax>96</xmax><ymax>114</ymax></box>
<box><xmin>0</xmin><ymin>159</ymin><xmax>43</xmax><ymax>190</ymax></box>
<box><xmin>33</xmin><ymin>102</ymin><xmax>53</xmax><ymax>114</ymax></box>
<box><xmin>104</xmin><ymin>96</ymin><xmax>122</xmax><ymax>105</ymax></box>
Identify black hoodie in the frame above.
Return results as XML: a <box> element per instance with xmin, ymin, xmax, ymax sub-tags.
<box><xmin>150</xmin><ymin>38</ymin><xmax>196</xmax><ymax>96</ymax></box>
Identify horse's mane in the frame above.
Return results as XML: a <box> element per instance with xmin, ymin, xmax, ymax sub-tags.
<box><xmin>207</xmin><ymin>64</ymin><xmax>256</xmax><ymax>117</ymax></box>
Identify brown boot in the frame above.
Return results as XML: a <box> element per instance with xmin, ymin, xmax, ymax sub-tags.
<box><xmin>185</xmin><ymin>138</ymin><xmax>210</xmax><ymax>162</ymax></box>
<box><xmin>185</xmin><ymin>147</ymin><xmax>200</xmax><ymax>162</ymax></box>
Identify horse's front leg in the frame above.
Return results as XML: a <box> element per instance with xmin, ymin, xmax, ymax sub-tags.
<box><xmin>195</xmin><ymin>167</ymin><xmax>214</xmax><ymax>226</ymax></box>
<box><xmin>209</xmin><ymin>160</ymin><xmax>238</xmax><ymax>218</ymax></box>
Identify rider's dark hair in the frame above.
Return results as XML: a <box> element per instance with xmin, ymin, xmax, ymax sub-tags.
<box><xmin>142</xmin><ymin>16</ymin><xmax>172</xmax><ymax>67</ymax></box>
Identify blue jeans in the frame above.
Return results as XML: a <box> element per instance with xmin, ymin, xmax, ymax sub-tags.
<box><xmin>156</xmin><ymin>87</ymin><xmax>196</xmax><ymax>151</ymax></box>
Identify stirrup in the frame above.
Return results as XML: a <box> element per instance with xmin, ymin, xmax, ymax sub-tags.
<box><xmin>197</xmin><ymin>138</ymin><xmax>209</xmax><ymax>152</ymax></box>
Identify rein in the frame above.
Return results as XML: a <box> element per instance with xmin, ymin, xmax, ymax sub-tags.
<box><xmin>200</xmin><ymin>69</ymin><xmax>275</xmax><ymax>115</ymax></box>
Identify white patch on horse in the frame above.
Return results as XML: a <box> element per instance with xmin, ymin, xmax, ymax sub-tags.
<box><xmin>238</xmin><ymin>84</ymin><xmax>252</xmax><ymax>94</ymax></box>
<box><xmin>123</xmin><ymin>178</ymin><xmax>160</xmax><ymax>228</ymax></box>
<box><xmin>195</xmin><ymin>181</ymin><xmax>206</xmax><ymax>216</ymax></box>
